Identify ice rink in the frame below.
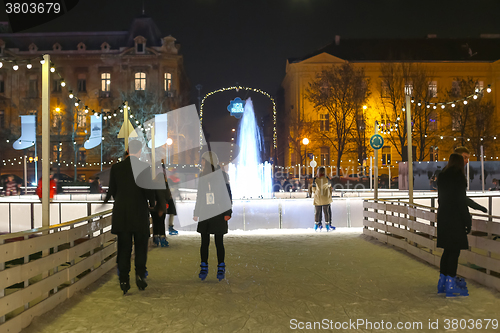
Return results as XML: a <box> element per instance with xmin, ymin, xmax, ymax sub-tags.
<box><xmin>22</xmin><ymin>229</ymin><xmax>500</xmax><ymax>333</ymax></box>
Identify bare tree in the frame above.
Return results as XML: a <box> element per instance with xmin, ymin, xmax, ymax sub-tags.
<box><xmin>306</xmin><ymin>63</ymin><xmax>369</xmax><ymax>172</ymax></box>
<box><xmin>444</xmin><ymin>78</ymin><xmax>496</xmax><ymax>160</ymax></box>
<box><xmin>286</xmin><ymin>108</ymin><xmax>315</xmax><ymax>167</ymax></box>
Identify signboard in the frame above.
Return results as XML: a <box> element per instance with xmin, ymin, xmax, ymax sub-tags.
<box><xmin>310</xmin><ymin>160</ymin><xmax>317</xmax><ymax>168</ymax></box>
<box><xmin>227</xmin><ymin>97</ymin><xmax>245</xmax><ymax>119</ymax></box>
<box><xmin>84</xmin><ymin>115</ymin><xmax>102</xmax><ymax>149</ymax></box>
<box><xmin>370</xmin><ymin>134</ymin><xmax>384</xmax><ymax>150</ymax></box>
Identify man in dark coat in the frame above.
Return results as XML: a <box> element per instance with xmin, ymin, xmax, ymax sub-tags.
<box><xmin>104</xmin><ymin>140</ymin><xmax>158</xmax><ymax>294</ymax></box>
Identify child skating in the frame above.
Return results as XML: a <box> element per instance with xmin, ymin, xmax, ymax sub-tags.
<box><xmin>308</xmin><ymin>166</ymin><xmax>335</xmax><ymax>231</ymax></box>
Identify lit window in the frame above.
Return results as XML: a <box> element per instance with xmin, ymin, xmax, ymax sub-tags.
<box><xmin>77</xmin><ymin>110</ymin><xmax>86</xmax><ymax>128</ymax></box>
<box><xmin>164</xmin><ymin>73</ymin><xmax>172</xmax><ymax>91</ymax></box>
<box><xmin>451</xmin><ymin>113</ymin><xmax>461</xmax><ymax>131</ymax></box>
<box><xmin>451</xmin><ymin>80</ymin><xmax>461</xmax><ymax>97</ymax></box>
<box><xmin>320</xmin><ymin>147</ymin><xmax>330</xmax><ymax>166</ymax></box>
<box><xmin>101</xmin><ymin>73</ymin><xmax>111</xmax><ymax>92</ymax></box>
<box><xmin>404</xmin><ymin>82</ymin><xmax>413</xmax><ymax>96</ymax></box>
<box><xmin>135</xmin><ymin>72</ymin><xmax>146</xmax><ymax>90</ymax></box>
<box><xmin>428</xmin><ymin>110</ymin><xmax>437</xmax><ymax>131</ymax></box>
<box><xmin>428</xmin><ymin>81</ymin><xmax>437</xmax><ymax>98</ymax></box>
<box><xmin>476</xmin><ymin>80</ymin><xmax>484</xmax><ymax>91</ymax></box>
<box><xmin>382</xmin><ymin>146</ymin><xmax>391</xmax><ymax>165</ymax></box>
<box><xmin>77</xmin><ymin>73</ymin><xmax>86</xmax><ymax>92</ymax></box>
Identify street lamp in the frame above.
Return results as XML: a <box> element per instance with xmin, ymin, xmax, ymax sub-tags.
<box><xmin>302</xmin><ymin>138</ymin><xmax>309</xmax><ymax>190</ymax></box>
<box><xmin>166</xmin><ymin>137</ymin><xmax>173</xmax><ymax>164</ymax></box>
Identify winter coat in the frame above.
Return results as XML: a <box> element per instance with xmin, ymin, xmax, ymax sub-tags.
<box><xmin>194</xmin><ymin>168</ymin><xmax>232</xmax><ymax>235</ymax></box>
<box><xmin>436</xmin><ymin>167</ymin><xmax>485</xmax><ymax>250</ymax></box>
<box><xmin>104</xmin><ymin>156</ymin><xmax>156</xmax><ymax>234</ymax></box>
<box><xmin>308</xmin><ymin>176</ymin><xmax>332</xmax><ymax>206</ymax></box>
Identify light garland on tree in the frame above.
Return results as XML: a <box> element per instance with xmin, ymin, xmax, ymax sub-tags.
<box><xmin>199</xmin><ymin>85</ymin><xmax>278</xmax><ymax>149</ymax></box>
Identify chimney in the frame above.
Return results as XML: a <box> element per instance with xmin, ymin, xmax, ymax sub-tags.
<box><xmin>335</xmin><ymin>35</ymin><xmax>340</xmax><ymax>45</ymax></box>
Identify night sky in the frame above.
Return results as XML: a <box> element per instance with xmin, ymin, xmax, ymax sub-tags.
<box><xmin>1</xmin><ymin>0</ymin><xmax>499</xmax><ymax>142</ymax></box>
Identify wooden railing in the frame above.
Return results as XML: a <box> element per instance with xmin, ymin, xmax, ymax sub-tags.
<box><xmin>363</xmin><ymin>199</ymin><xmax>500</xmax><ymax>291</ymax></box>
<box><xmin>0</xmin><ymin>209</ymin><xmax>116</xmax><ymax>333</ymax></box>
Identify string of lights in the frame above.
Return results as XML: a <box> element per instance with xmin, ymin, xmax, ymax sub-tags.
<box><xmin>199</xmin><ymin>85</ymin><xmax>278</xmax><ymax>149</ymax></box>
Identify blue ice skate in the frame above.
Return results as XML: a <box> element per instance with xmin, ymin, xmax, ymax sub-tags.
<box><xmin>160</xmin><ymin>236</ymin><xmax>169</xmax><ymax>247</ymax></box>
<box><xmin>437</xmin><ymin>273</ymin><xmax>446</xmax><ymax>294</ymax></box>
<box><xmin>199</xmin><ymin>262</ymin><xmax>208</xmax><ymax>281</ymax></box>
<box><xmin>314</xmin><ymin>222</ymin><xmax>323</xmax><ymax>231</ymax></box>
<box><xmin>325</xmin><ymin>223</ymin><xmax>336</xmax><ymax>231</ymax></box>
<box><xmin>153</xmin><ymin>236</ymin><xmax>160</xmax><ymax>247</ymax></box>
<box><xmin>445</xmin><ymin>276</ymin><xmax>468</xmax><ymax>297</ymax></box>
<box><xmin>169</xmin><ymin>226</ymin><xmax>179</xmax><ymax>235</ymax></box>
<box><xmin>217</xmin><ymin>263</ymin><xmax>226</xmax><ymax>281</ymax></box>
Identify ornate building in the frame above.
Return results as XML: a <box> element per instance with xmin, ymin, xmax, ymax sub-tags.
<box><xmin>0</xmin><ymin>15</ymin><xmax>190</xmax><ymax>182</ymax></box>
<box><xmin>281</xmin><ymin>35</ymin><xmax>500</xmax><ymax>177</ymax></box>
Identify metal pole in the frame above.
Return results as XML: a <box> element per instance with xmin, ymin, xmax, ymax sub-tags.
<box><xmin>41</xmin><ymin>54</ymin><xmax>51</xmax><ymax>227</ymax></box>
<box><xmin>481</xmin><ymin>145</ymin><xmax>485</xmax><ymax>192</ymax></box>
<box><xmin>100</xmin><ymin>116</ymin><xmax>103</xmax><ymax>171</ymax></box>
<box><xmin>467</xmin><ymin>160</ymin><xmax>470</xmax><ymax>190</ymax></box>
<box><xmin>388</xmin><ymin>165</ymin><xmax>391</xmax><ymax>190</ymax></box>
<box><xmin>34</xmin><ymin>134</ymin><xmax>38</xmax><ymax>186</ymax></box>
<box><xmin>23</xmin><ymin>155</ymin><xmax>27</xmax><ymax>194</ymax></box>
<box><xmin>374</xmin><ymin>121</ymin><xmax>379</xmax><ymax>200</ymax></box>
<box><xmin>405</xmin><ymin>95</ymin><xmax>413</xmax><ymax>204</ymax></box>
<box><xmin>369</xmin><ymin>156</ymin><xmax>372</xmax><ymax>190</ymax></box>
<box><xmin>152</xmin><ymin>122</ymin><xmax>156</xmax><ymax>179</ymax></box>
<box><xmin>124</xmin><ymin>101</ymin><xmax>129</xmax><ymax>151</ymax></box>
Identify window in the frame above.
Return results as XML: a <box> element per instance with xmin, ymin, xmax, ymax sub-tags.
<box><xmin>320</xmin><ymin>147</ymin><xmax>330</xmax><ymax>166</ymax></box>
<box><xmin>428</xmin><ymin>81</ymin><xmax>437</xmax><ymax>98</ymax></box>
<box><xmin>52</xmin><ymin>144</ymin><xmax>60</xmax><ymax>162</ymax></box>
<box><xmin>430</xmin><ymin>146</ymin><xmax>438</xmax><ymax>162</ymax></box>
<box><xmin>101</xmin><ymin>73</ymin><xmax>111</xmax><ymax>91</ymax></box>
<box><xmin>164</xmin><ymin>73</ymin><xmax>172</xmax><ymax>91</ymax></box>
<box><xmin>53</xmin><ymin>79</ymin><xmax>62</xmax><ymax>92</ymax></box>
<box><xmin>52</xmin><ymin>110</ymin><xmax>61</xmax><ymax>128</ymax></box>
<box><xmin>381</xmin><ymin>81</ymin><xmax>390</xmax><ymax>98</ymax></box>
<box><xmin>28</xmin><ymin>77</ymin><xmax>38</xmax><ymax>97</ymax></box>
<box><xmin>0</xmin><ymin>110</ymin><xmax>4</xmax><ymax>128</ymax></box>
<box><xmin>135</xmin><ymin>72</ymin><xmax>146</xmax><ymax>90</ymax></box>
<box><xmin>77</xmin><ymin>74</ymin><xmax>86</xmax><ymax>92</ymax></box>
<box><xmin>451</xmin><ymin>113</ymin><xmax>461</xmax><ymax>131</ymax></box>
<box><xmin>137</xmin><ymin>43</ymin><xmax>144</xmax><ymax>53</ymax></box>
<box><xmin>476</xmin><ymin>80</ymin><xmax>484</xmax><ymax>92</ymax></box>
<box><xmin>428</xmin><ymin>110</ymin><xmax>437</xmax><ymax>131</ymax></box>
<box><xmin>0</xmin><ymin>75</ymin><xmax>4</xmax><ymax>93</ymax></box>
<box><xmin>382</xmin><ymin>146</ymin><xmax>391</xmax><ymax>165</ymax></box>
<box><xmin>78</xmin><ymin>150</ymin><xmax>86</xmax><ymax>164</ymax></box>
<box><xmin>404</xmin><ymin>82</ymin><xmax>413</xmax><ymax>96</ymax></box>
<box><xmin>320</xmin><ymin>113</ymin><xmax>329</xmax><ymax>132</ymax></box>
<box><xmin>77</xmin><ymin>110</ymin><xmax>86</xmax><ymax>128</ymax></box>
<box><xmin>451</xmin><ymin>81</ymin><xmax>461</xmax><ymax>97</ymax></box>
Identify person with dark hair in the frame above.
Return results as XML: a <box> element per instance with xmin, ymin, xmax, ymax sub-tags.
<box><xmin>436</xmin><ymin>153</ymin><xmax>487</xmax><ymax>297</ymax></box>
<box><xmin>5</xmin><ymin>175</ymin><xmax>20</xmax><ymax>196</ymax></box>
<box><xmin>308</xmin><ymin>167</ymin><xmax>334</xmax><ymax>231</ymax></box>
<box><xmin>489</xmin><ymin>178</ymin><xmax>499</xmax><ymax>191</ymax></box>
<box><xmin>89</xmin><ymin>177</ymin><xmax>102</xmax><ymax>194</ymax></box>
<box><xmin>193</xmin><ymin>151</ymin><xmax>232</xmax><ymax>281</ymax></box>
<box><xmin>104</xmin><ymin>140</ymin><xmax>159</xmax><ymax>294</ymax></box>
<box><xmin>454</xmin><ymin>146</ymin><xmax>470</xmax><ymax>165</ymax></box>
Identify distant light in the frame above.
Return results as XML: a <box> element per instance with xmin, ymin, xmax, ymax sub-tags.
<box><xmin>26</xmin><ymin>62</ymin><xmax>32</xmax><ymax>69</ymax></box>
<box><xmin>167</xmin><ymin>138</ymin><xmax>173</xmax><ymax>145</ymax></box>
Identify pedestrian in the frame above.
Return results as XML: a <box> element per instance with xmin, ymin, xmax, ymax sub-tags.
<box><xmin>436</xmin><ymin>153</ymin><xmax>487</xmax><ymax>297</ymax></box>
<box><xmin>152</xmin><ymin>168</ymin><xmax>172</xmax><ymax>247</ymax></box>
<box><xmin>489</xmin><ymin>178</ymin><xmax>499</xmax><ymax>191</ymax></box>
<box><xmin>308</xmin><ymin>166</ymin><xmax>335</xmax><ymax>231</ymax></box>
<box><xmin>104</xmin><ymin>140</ymin><xmax>160</xmax><ymax>294</ymax></box>
<box><xmin>193</xmin><ymin>151</ymin><xmax>232</xmax><ymax>281</ymax></box>
<box><xmin>5</xmin><ymin>175</ymin><xmax>20</xmax><ymax>196</ymax></box>
<box><xmin>165</xmin><ymin>166</ymin><xmax>179</xmax><ymax>235</ymax></box>
<box><xmin>36</xmin><ymin>171</ymin><xmax>57</xmax><ymax>201</ymax></box>
<box><xmin>89</xmin><ymin>177</ymin><xmax>102</xmax><ymax>194</ymax></box>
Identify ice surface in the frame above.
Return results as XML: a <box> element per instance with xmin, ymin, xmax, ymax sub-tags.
<box><xmin>22</xmin><ymin>229</ymin><xmax>500</xmax><ymax>333</ymax></box>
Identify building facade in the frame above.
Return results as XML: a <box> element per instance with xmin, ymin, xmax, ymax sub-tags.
<box><xmin>0</xmin><ymin>15</ymin><xmax>190</xmax><ymax>182</ymax></box>
<box><xmin>281</xmin><ymin>36</ymin><xmax>500</xmax><ymax>178</ymax></box>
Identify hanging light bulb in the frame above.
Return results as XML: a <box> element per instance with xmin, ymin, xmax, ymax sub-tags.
<box><xmin>454</xmin><ymin>137</ymin><xmax>457</xmax><ymax>141</ymax></box>
<box><xmin>473</xmin><ymin>94</ymin><xmax>478</xmax><ymax>99</ymax></box>
<box><xmin>26</xmin><ymin>61</ymin><xmax>32</xmax><ymax>69</ymax></box>
<box><xmin>426</xmin><ymin>103</ymin><xmax>430</xmax><ymax>108</ymax></box>
<box><xmin>463</xmin><ymin>100</ymin><xmax>468</xmax><ymax>105</ymax></box>
<box><xmin>417</xmin><ymin>101</ymin><xmax>422</xmax><ymax>106</ymax></box>
<box><xmin>50</xmin><ymin>63</ymin><xmax>55</xmax><ymax>72</ymax></box>
<box><xmin>40</xmin><ymin>58</ymin><xmax>45</xmax><ymax>65</ymax></box>
<box><xmin>0</xmin><ymin>61</ymin><xmax>3</xmax><ymax>68</ymax></box>
<box><xmin>69</xmin><ymin>90</ymin><xmax>74</xmax><ymax>99</ymax></box>
<box><xmin>84</xmin><ymin>106</ymin><xmax>89</xmax><ymax>113</ymax></box>
<box><xmin>433</xmin><ymin>104</ymin><xmax>437</xmax><ymax>109</ymax></box>
<box><xmin>12</xmin><ymin>61</ymin><xmax>19</xmax><ymax>71</ymax></box>
<box><xmin>411</xmin><ymin>97</ymin><xmax>414</xmax><ymax>103</ymax></box>
<box><xmin>60</xmin><ymin>79</ymin><xmax>66</xmax><ymax>87</ymax></box>
<box><xmin>451</xmin><ymin>102</ymin><xmax>456</xmax><ymax>108</ymax></box>
<box><xmin>441</xmin><ymin>104</ymin><xmax>445</xmax><ymax>109</ymax></box>
<box><xmin>486</xmin><ymin>85</ymin><xmax>492</xmax><ymax>93</ymax></box>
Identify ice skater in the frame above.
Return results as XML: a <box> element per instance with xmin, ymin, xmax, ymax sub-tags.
<box><xmin>151</xmin><ymin>167</ymin><xmax>172</xmax><ymax>247</ymax></box>
<box><xmin>193</xmin><ymin>151</ymin><xmax>232</xmax><ymax>281</ymax></box>
<box><xmin>436</xmin><ymin>153</ymin><xmax>487</xmax><ymax>297</ymax></box>
<box><xmin>308</xmin><ymin>167</ymin><xmax>335</xmax><ymax>231</ymax></box>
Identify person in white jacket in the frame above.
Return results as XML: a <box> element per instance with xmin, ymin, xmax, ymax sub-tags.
<box><xmin>308</xmin><ymin>167</ymin><xmax>335</xmax><ymax>231</ymax></box>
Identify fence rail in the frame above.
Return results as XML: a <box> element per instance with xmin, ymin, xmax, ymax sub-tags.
<box><xmin>0</xmin><ymin>209</ymin><xmax>115</xmax><ymax>333</ymax></box>
<box><xmin>363</xmin><ymin>199</ymin><xmax>500</xmax><ymax>292</ymax></box>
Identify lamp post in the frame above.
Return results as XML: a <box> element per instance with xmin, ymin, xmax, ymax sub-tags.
<box><xmin>166</xmin><ymin>137</ymin><xmax>173</xmax><ymax>165</ymax></box>
<box><xmin>302</xmin><ymin>137</ymin><xmax>309</xmax><ymax>190</ymax></box>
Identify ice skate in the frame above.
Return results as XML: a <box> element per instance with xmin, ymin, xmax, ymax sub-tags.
<box><xmin>160</xmin><ymin>235</ymin><xmax>169</xmax><ymax>247</ymax></box>
<box><xmin>120</xmin><ymin>281</ymin><xmax>130</xmax><ymax>295</ymax></box>
<box><xmin>455</xmin><ymin>276</ymin><xmax>467</xmax><ymax>290</ymax></box>
<box><xmin>217</xmin><ymin>263</ymin><xmax>226</xmax><ymax>281</ymax></box>
<box><xmin>199</xmin><ymin>262</ymin><xmax>208</xmax><ymax>281</ymax></box>
<box><xmin>153</xmin><ymin>236</ymin><xmax>160</xmax><ymax>247</ymax></box>
<box><xmin>314</xmin><ymin>222</ymin><xmax>323</xmax><ymax>231</ymax></box>
<box><xmin>325</xmin><ymin>223</ymin><xmax>336</xmax><ymax>231</ymax></box>
<box><xmin>445</xmin><ymin>276</ymin><xmax>468</xmax><ymax>297</ymax></box>
<box><xmin>437</xmin><ymin>273</ymin><xmax>446</xmax><ymax>294</ymax></box>
<box><xmin>136</xmin><ymin>273</ymin><xmax>148</xmax><ymax>291</ymax></box>
<box><xmin>168</xmin><ymin>225</ymin><xmax>179</xmax><ymax>235</ymax></box>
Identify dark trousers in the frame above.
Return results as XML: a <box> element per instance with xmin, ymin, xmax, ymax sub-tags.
<box><xmin>200</xmin><ymin>233</ymin><xmax>225</xmax><ymax>264</ymax></box>
<box><xmin>315</xmin><ymin>204</ymin><xmax>332</xmax><ymax>223</ymax></box>
<box><xmin>117</xmin><ymin>232</ymin><xmax>149</xmax><ymax>282</ymax></box>
<box><xmin>440</xmin><ymin>249</ymin><xmax>461</xmax><ymax>277</ymax></box>
<box><xmin>151</xmin><ymin>212</ymin><xmax>166</xmax><ymax>236</ymax></box>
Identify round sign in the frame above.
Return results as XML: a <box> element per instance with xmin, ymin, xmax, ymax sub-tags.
<box><xmin>310</xmin><ymin>160</ymin><xmax>317</xmax><ymax>167</ymax></box>
<box><xmin>370</xmin><ymin>134</ymin><xmax>384</xmax><ymax>150</ymax></box>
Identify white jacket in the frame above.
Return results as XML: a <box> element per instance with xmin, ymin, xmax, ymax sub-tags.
<box><xmin>309</xmin><ymin>176</ymin><xmax>332</xmax><ymax>206</ymax></box>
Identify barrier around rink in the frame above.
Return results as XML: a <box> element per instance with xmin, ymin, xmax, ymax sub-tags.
<box><xmin>0</xmin><ymin>208</ymin><xmax>120</xmax><ymax>332</ymax></box>
<box><xmin>363</xmin><ymin>196</ymin><xmax>500</xmax><ymax>292</ymax></box>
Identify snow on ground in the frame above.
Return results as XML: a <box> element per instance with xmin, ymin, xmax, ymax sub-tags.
<box><xmin>22</xmin><ymin>229</ymin><xmax>500</xmax><ymax>333</ymax></box>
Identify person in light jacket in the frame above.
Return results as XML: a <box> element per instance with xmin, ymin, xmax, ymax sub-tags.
<box><xmin>308</xmin><ymin>167</ymin><xmax>335</xmax><ymax>231</ymax></box>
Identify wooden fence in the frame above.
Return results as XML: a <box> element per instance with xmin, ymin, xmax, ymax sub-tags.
<box><xmin>0</xmin><ymin>209</ymin><xmax>116</xmax><ymax>333</ymax></box>
<box><xmin>363</xmin><ymin>199</ymin><xmax>500</xmax><ymax>291</ymax></box>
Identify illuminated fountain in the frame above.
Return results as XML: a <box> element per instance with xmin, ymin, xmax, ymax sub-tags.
<box><xmin>228</xmin><ymin>98</ymin><xmax>272</xmax><ymax>199</ymax></box>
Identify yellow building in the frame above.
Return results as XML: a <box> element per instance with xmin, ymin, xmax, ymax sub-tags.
<box><xmin>281</xmin><ymin>36</ymin><xmax>500</xmax><ymax>178</ymax></box>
